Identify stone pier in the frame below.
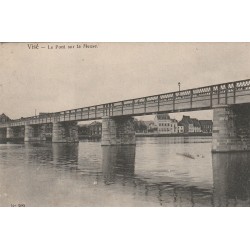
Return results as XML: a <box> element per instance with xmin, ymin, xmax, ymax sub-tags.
<box><xmin>6</xmin><ymin>127</ymin><xmax>14</xmax><ymax>139</ymax></box>
<box><xmin>24</xmin><ymin>124</ymin><xmax>46</xmax><ymax>142</ymax></box>
<box><xmin>52</xmin><ymin>121</ymin><xmax>79</xmax><ymax>143</ymax></box>
<box><xmin>0</xmin><ymin>128</ymin><xmax>7</xmax><ymax>141</ymax></box>
<box><xmin>212</xmin><ymin>152</ymin><xmax>250</xmax><ymax>206</ymax></box>
<box><xmin>5</xmin><ymin>126</ymin><xmax>24</xmax><ymax>141</ymax></box>
<box><xmin>101</xmin><ymin>116</ymin><xmax>136</xmax><ymax>146</ymax></box>
<box><xmin>212</xmin><ymin>104</ymin><xmax>250</xmax><ymax>152</ymax></box>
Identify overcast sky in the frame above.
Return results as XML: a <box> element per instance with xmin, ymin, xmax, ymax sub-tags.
<box><xmin>1</xmin><ymin>43</ymin><xmax>250</xmax><ymax>121</ymax></box>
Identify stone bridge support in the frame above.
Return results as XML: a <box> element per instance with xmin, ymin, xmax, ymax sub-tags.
<box><xmin>6</xmin><ymin>127</ymin><xmax>14</xmax><ymax>139</ymax></box>
<box><xmin>5</xmin><ymin>126</ymin><xmax>25</xmax><ymax>141</ymax></box>
<box><xmin>0</xmin><ymin>128</ymin><xmax>7</xmax><ymax>141</ymax></box>
<box><xmin>212</xmin><ymin>104</ymin><xmax>250</xmax><ymax>152</ymax></box>
<box><xmin>52</xmin><ymin>121</ymin><xmax>79</xmax><ymax>143</ymax></box>
<box><xmin>101</xmin><ymin>116</ymin><xmax>136</xmax><ymax>146</ymax></box>
<box><xmin>24</xmin><ymin>124</ymin><xmax>46</xmax><ymax>142</ymax></box>
<box><xmin>212</xmin><ymin>152</ymin><xmax>250</xmax><ymax>206</ymax></box>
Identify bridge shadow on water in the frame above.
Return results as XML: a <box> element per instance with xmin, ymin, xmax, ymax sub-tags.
<box><xmin>4</xmin><ymin>141</ymin><xmax>250</xmax><ymax>206</ymax></box>
<box><xmin>102</xmin><ymin>145</ymin><xmax>136</xmax><ymax>185</ymax></box>
<box><xmin>212</xmin><ymin>152</ymin><xmax>250</xmax><ymax>207</ymax></box>
<box><xmin>23</xmin><ymin>142</ymin><xmax>79</xmax><ymax>170</ymax></box>
<box><xmin>101</xmin><ymin>145</ymin><xmax>213</xmax><ymax>206</ymax></box>
<box><xmin>52</xmin><ymin>143</ymin><xmax>79</xmax><ymax>169</ymax></box>
<box><xmin>101</xmin><ymin>146</ymin><xmax>250</xmax><ymax>206</ymax></box>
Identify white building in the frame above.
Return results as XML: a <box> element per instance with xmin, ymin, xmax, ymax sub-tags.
<box><xmin>178</xmin><ymin>123</ymin><xmax>184</xmax><ymax>133</ymax></box>
<box><xmin>191</xmin><ymin>118</ymin><xmax>201</xmax><ymax>133</ymax></box>
<box><xmin>154</xmin><ymin>113</ymin><xmax>178</xmax><ymax>134</ymax></box>
<box><xmin>179</xmin><ymin>116</ymin><xmax>202</xmax><ymax>134</ymax></box>
<box><xmin>172</xmin><ymin>119</ymin><xmax>178</xmax><ymax>134</ymax></box>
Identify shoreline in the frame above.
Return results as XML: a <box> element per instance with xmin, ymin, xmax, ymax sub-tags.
<box><xmin>78</xmin><ymin>132</ymin><xmax>212</xmax><ymax>140</ymax></box>
<box><xmin>135</xmin><ymin>132</ymin><xmax>212</xmax><ymax>137</ymax></box>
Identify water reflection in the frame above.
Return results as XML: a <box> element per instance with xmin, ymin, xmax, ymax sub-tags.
<box><xmin>52</xmin><ymin>143</ymin><xmax>79</xmax><ymax>169</ymax></box>
<box><xmin>1</xmin><ymin>137</ymin><xmax>250</xmax><ymax>206</ymax></box>
<box><xmin>23</xmin><ymin>142</ymin><xmax>53</xmax><ymax>163</ymax></box>
<box><xmin>101</xmin><ymin>144</ymin><xmax>213</xmax><ymax>206</ymax></box>
<box><xmin>212</xmin><ymin>152</ymin><xmax>250</xmax><ymax>207</ymax></box>
<box><xmin>23</xmin><ymin>142</ymin><xmax>79</xmax><ymax>170</ymax></box>
<box><xmin>102</xmin><ymin>145</ymin><xmax>136</xmax><ymax>184</ymax></box>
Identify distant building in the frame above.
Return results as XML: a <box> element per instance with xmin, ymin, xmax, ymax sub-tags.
<box><xmin>44</xmin><ymin>123</ymin><xmax>53</xmax><ymax>135</ymax></box>
<box><xmin>78</xmin><ymin>122</ymin><xmax>102</xmax><ymax>138</ymax></box>
<box><xmin>78</xmin><ymin>124</ymin><xmax>89</xmax><ymax>137</ymax></box>
<box><xmin>0</xmin><ymin>113</ymin><xmax>11</xmax><ymax>123</ymax></box>
<box><xmin>154</xmin><ymin>113</ymin><xmax>177</xmax><ymax>134</ymax></box>
<box><xmin>191</xmin><ymin>118</ymin><xmax>201</xmax><ymax>133</ymax></box>
<box><xmin>177</xmin><ymin>122</ymin><xmax>184</xmax><ymax>133</ymax></box>
<box><xmin>172</xmin><ymin>119</ymin><xmax>178</xmax><ymax>134</ymax></box>
<box><xmin>89</xmin><ymin>121</ymin><xmax>102</xmax><ymax>137</ymax></box>
<box><xmin>199</xmin><ymin>120</ymin><xmax>213</xmax><ymax>133</ymax></box>
<box><xmin>179</xmin><ymin>116</ymin><xmax>194</xmax><ymax>133</ymax></box>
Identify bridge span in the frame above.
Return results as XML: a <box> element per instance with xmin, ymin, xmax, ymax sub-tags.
<box><xmin>1</xmin><ymin>78</ymin><xmax>250</xmax><ymax>152</ymax></box>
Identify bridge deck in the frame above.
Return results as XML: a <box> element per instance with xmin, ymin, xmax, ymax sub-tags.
<box><xmin>1</xmin><ymin>79</ymin><xmax>250</xmax><ymax>128</ymax></box>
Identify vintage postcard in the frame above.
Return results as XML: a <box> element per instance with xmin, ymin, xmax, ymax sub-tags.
<box><xmin>1</xmin><ymin>42</ymin><xmax>250</xmax><ymax>207</ymax></box>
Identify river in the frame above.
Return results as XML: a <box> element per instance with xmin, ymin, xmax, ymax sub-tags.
<box><xmin>0</xmin><ymin>136</ymin><xmax>249</xmax><ymax>206</ymax></box>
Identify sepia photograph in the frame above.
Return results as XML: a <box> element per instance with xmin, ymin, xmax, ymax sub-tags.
<box><xmin>2</xmin><ymin>1</ymin><xmax>250</xmax><ymax>250</ymax></box>
<box><xmin>1</xmin><ymin>42</ymin><xmax>250</xmax><ymax>207</ymax></box>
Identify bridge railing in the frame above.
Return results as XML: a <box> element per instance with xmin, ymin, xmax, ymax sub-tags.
<box><xmin>1</xmin><ymin>78</ymin><xmax>250</xmax><ymax>128</ymax></box>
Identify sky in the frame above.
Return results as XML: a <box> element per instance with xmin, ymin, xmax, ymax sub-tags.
<box><xmin>1</xmin><ymin>42</ymin><xmax>250</xmax><ymax>121</ymax></box>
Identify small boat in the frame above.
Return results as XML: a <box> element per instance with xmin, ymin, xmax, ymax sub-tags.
<box><xmin>176</xmin><ymin>152</ymin><xmax>195</xmax><ymax>159</ymax></box>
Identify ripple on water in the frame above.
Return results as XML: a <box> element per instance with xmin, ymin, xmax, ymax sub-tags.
<box><xmin>0</xmin><ymin>137</ymin><xmax>249</xmax><ymax>206</ymax></box>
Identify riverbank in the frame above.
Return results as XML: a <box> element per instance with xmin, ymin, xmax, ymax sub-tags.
<box><xmin>78</xmin><ymin>133</ymin><xmax>212</xmax><ymax>140</ymax></box>
<box><xmin>78</xmin><ymin>133</ymin><xmax>212</xmax><ymax>139</ymax></box>
<box><xmin>135</xmin><ymin>132</ymin><xmax>212</xmax><ymax>137</ymax></box>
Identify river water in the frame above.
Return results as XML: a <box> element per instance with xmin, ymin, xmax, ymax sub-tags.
<box><xmin>0</xmin><ymin>136</ymin><xmax>250</xmax><ymax>207</ymax></box>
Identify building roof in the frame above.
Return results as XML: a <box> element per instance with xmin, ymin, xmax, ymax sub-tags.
<box><xmin>0</xmin><ymin>113</ymin><xmax>11</xmax><ymax>122</ymax></box>
<box><xmin>199</xmin><ymin>120</ymin><xmax>213</xmax><ymax>125</ymax></box>
<box><xmin>191</xmin><ymin>118</ymin><xmax>201</xmax><ymax>127</ymax></box>
<box><xmin>178</xmin><ymin>121</ymin><xmax>185</xmax><ymax>126</ymax></box>
<box><xmin>0</xmin><ymin>113</ymin><xmax>7</xmax><ymax>118</ymax></box>
<box><xmin>180</xmin><ymin>115</ymin><xmax>193</xmax><ymax>125</ymax></box>
<box><xmin>156</xmin><ymin>113</ymin><xmax>170</xmax><ymax>120</ymax></box>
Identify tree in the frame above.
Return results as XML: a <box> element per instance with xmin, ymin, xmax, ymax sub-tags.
<box><xmin>134</xmin><ymin>120</ymin><xmax>147</xmax><ymax>133</ymax></box>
